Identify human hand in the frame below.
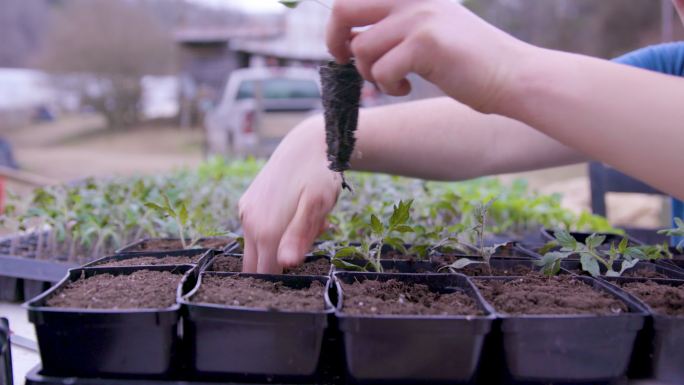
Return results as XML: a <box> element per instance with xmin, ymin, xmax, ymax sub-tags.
<box><xmin>327</xmin><ymin>0</ymin><xmax>533</xmax><ymax>113</ymax></box>
<box><xmin>238</xmin><ymin>117</ymin><xmax>341</xmax><ymax>273</ymax></box>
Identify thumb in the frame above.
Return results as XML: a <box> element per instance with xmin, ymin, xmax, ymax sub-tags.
<box><xmin>277</xmin><ymin>191</ymin><xmax>332</xmax><ymax>268</ymax></box>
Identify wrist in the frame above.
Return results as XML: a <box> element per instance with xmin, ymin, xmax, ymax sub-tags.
<box><xmin>488</xmin><ymin>43</ymin><xmax>552</xmax><ymax>119</ymax></box>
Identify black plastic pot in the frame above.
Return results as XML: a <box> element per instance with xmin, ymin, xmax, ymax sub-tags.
<box><xmin>180</xmin><ymin>272</ymin><xmax>332</xmax><ymax>378</ymax></box>
<box><xmin>603</xmin><ymin>277</ymin><xmax>684</xmax><ymax>383</ymax></box>
<box><xmin>333</xmin><ymin>272</ymin><xmax>494</xmax><ymax>383</ymax></box>
<box><xmin>26</xmin><ymin>265</ymin><xmax>194</xmax><ymax>378</ymax></box>
<box><xmin>0</xmin><ymin>277</ymin><xmax>20</xmax><ymax>302</ymax></box>
<box><xmin>116</xmin><ymin>236</ymin><xmax>236</xmax><ymax>254</ymax></box>
<box><xmin>82</xmin><ymin>249</ymin><xmax>214</xmax><ymax>269</ymax></box>
<box><xmin>472</xmin><ymin>275</ymin><xmax>645</xmax><ymax>382</ymax></box>
<box><xmin>22</xmin><ymin>280</ymin><xmax>51</xmax><ymax>302</ymax></box>
<box><xmin>0</xmin><ymin>318</ymin><xmax>11</xmax><ymax>385</ymax></box>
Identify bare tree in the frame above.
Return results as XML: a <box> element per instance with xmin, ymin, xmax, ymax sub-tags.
<box><xmin>37</xmin><ymin>0</ymin><xmax>177</xmax><ymax>129</ymax></box>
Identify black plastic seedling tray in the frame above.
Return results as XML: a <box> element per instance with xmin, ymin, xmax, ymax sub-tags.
<box><xmin>180</xmin><ymin>272</ymin><xmax>333</xmax><ymax>379</ymax></box>
<box><xmin>333</xmin><ymin>272</ymin><xmax>494</xmax><ymax>384</ymax></box>
<box><xmin>26</xmin><ymin>265</ymin><xmax>195</xmax><ymax>378</ymax></box>
<box><xmin>0</xmin><ymin>277</ymin><xmax>20</xmax><ymax>302</ymax></box>
<box><xmin>82</xmin><ymin>249</ymin><xmax>214</xmax><ymax>269</ymax></box>
<box><xmin>472</xmin><ymin>275</ymin><xmax>646</xmax><ymax>383</ymax></box>
<box><xmin>603</xmin><ymin>277</ymin><xmax>684</xmax><ymax>383</ymax></box>
<box><xmin>117</xmin><ymin>237</ymin><xmax>237</xmax><ymax>254</ymax></box>
<box><xmin>1</xmin><ymin>318</ymin><xmax>11</xmax><ymax>385</ymax></box>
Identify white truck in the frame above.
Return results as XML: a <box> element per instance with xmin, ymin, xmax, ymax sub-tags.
<box><xmin>205</xmin><ymin>67</ymin><xmax>321</xmax><ymax>157</ymax></box>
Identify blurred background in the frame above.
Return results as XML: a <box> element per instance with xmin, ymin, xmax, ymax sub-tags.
<box><xmin>0</xmin><ymin>0</ymin><xmax>681</xmax><ymax>226</ymax></box>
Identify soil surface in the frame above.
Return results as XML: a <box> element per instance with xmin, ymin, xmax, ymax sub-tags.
<box><xmin>621</xmin><ymin>268</ymin><xmax>671</xmax><ymax>279</ymax></box>
<box><xmin>210</xmin><ymin>255</ymin><xmax>243</xmax><ymax>272</ymax></box>
<box><xmin>475</xmin><ymin>275</ymin><xmax>628</xmax><ymax>316</ymax></box>
<box><xmin>456</xmin><ymin>263</ymin><xmax>536</xmax><ymax>277</ymax></box>
<box><xmin>130</xmin><ymin>238</ymin><xmax>230</xmax><ymax>251</ymax></box>
<box><xmin>341</xmin><ymin>279</ymin><xmax>483</xmax><ymax>316</ymax></box>
<box><xmin>46</xmin><ymin>270</ymin><xmax>182</xmax><ymax>309</ymax></box>
<box><xmin>284</xmin><ymin>258</ymin><xmax>331</xmax><ymax>275</ymax></box>
<box><xmin>620</xmin><ymin>281</ymin><xmax>684</xmax><ymax>316</ymax></box>
<box><xmin>210</xmin><ymin>255</ymin><xmax>330</xmax><ymax>275</ymax></box>
<box><xmin>95</xmin><ymin>253</ymin><xmax>203</xmax><ymax>267</ymax></box>
<box><xmin>192</xmin><ymin>275</ymin><xmax>325</xmax><ymax>311</ymax></box>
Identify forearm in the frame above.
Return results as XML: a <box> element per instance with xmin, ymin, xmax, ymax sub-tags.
<box><xmin>501</xmin><ymin>48</ymin><xmax>684</xmax><ymax>200</ymax></box>
<box><xmin>350</xmin><ymin>97</ymin><xmax>585</xmax><ymax>180</ymax></box>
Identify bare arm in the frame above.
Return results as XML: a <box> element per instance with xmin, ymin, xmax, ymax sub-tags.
<box><xmin>497</xmin><ymin>49</ymin><xmax>684</xmax><ymax>200</ymax></box>
<box><xmin>351</xmin><ymin>97</ymin><xmax>586</xmax><ymax>180</ymax></box>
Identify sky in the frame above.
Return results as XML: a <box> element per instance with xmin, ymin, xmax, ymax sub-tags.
<box><xmin>188</xmin><ymin>0</ymin><xmax>284</xmax><ymax>13</ymax></box>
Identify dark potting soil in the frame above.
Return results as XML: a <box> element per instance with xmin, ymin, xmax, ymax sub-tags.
<box><xmin>621</xmin><ymin>268</ymin><xmax>670</xmax><ymax>279</ymax></box>
<box><xmin>456</xmin><ymin>263</ymin><xmax>535</xmax><ymax>277</ymax></box>
<box><xmin>192</xmin><ymin>275</ymin><xmax>326</xmax><ymax>311</ymax></box>
<box><xmin>210</xmin><ymin>255</ymin><xmax>243</xmax><ymax>272</ymax></box>
<box><xmin>96</xmin><ymin>254</ymin><xmax>203</xmax><ymax>267</ymax></box>
<box><xmin>341</xmin><ymin>279</ymin><xmax>483</xmax><ymax>316</ymax></box>
<box><xmin>475</xmin><ymin>275</ymin><xmax>627</xmax><ymax>316</ymax></box>
<box><xmin>211</xmin><ymin>255</ymin><xmax>330</xmax><ymax>275</ymax></box>
<box><xmin>132</xmin><ymin>238</ymin><xmax>229</xmax><ymax>251</ymax></box>
<box><xmin>284</xmin><ymin>258</ymin><xmax>331</xmax><ymax>276</ymax></box>
<box><xmin>46</xmin><ymin>270</ymin><xmax>182</xmax><ymax>309</ymax></box>
<box><xmin>620</xmin><ymin>281</ymin><xmax>684</xmax><ymax>316</ymax></box>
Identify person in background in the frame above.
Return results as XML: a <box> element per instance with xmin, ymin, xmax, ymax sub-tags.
<box><xmin>238</xmin><ymin>0</ymin><xmax>684</xmax><ymax>273</ymax></box>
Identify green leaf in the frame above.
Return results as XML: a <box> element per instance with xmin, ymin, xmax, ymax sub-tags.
<box><xmin>580</xmin><ymin>252</ymin><xmax>600</xmax><ymax>277</ymax></box>
<box><xmin>389</xmin><ymin>200</ymin><xmax>412</xmax><ymax>228</ymax></box>
<box><xmin>335</xmin><ymin>246</ymin><xmax>361</xmax><ymax>258</ymax></box>
<box><xmin>144</xmin><ymin>202</ymin><xmax>166</xmax><ymax>214</ymax></box>
<box><xmin>331</xmin><ymin>258</ymin><xmax>366</xmax><ymax>272</ymax></box>
<box><xmin>617</xmin><ymin>258</ymin><xmax>640</xmax><ymax>276</ymax></box>
<box><xmin>623</xmin><ymin>247</ymin><xmax>647</xmax><ymax>260</ymax></box>
<box><xmin>393</xmin><ymin>225</ymin><xmax>414</xmax><ymax>233</ymax></box>
<box><xmin>369</xmin><ymin>214</ymin><xmax>383</xmax><ymax>235</ymax></box>
<box><xmin>178</xmin><ymin>203</ymin><xmax>188</xmax><ymax>225</ymax></box>
<box><xmin>585</xmin><ymin>233</ymin><xmax>606</xmax><ymax>250</ymax></box>
<box><xmin>618</xmin><ymin>237</ymin><xmax>629</xmax><ymax>254</ymax></box>
<box><xmin>384</xmin><ymin>237</ymin><xmax>408</xmax><ymax>255</ymax></box>
<box><xmin>448</xmin><ymin>258</ymin><xmax>482</xmax><ymax>270</ymax></box>
<box><xmin>554</xmin><ymin>229</ymin><xmax>578</xmax><ymax>250</ymax></box>
<box><xmin>278</xmin><ymin>0</ymin><xmax>301</xmax><ymax>8</ymax></box>
<box><xmin>538</xmin><ymin>240</ymin><xmax>559</xmax><ymax>255</ymax></box>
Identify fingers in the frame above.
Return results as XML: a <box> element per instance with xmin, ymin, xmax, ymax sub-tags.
<box><xmin>277</xmin><ymin>190</ymin><xmax>334</xmax><ymax>268</ymax></box>
<box><xmin>256</xmin><ymin>231</ymin><xmax>283</xmax><ymax>274</ymax></box>
<box><xmin>327</xmin><ymin>0</ymin><xmax>396</xmax><ymax>63</ymax></box>
<box><xmin>350</xmin><ymin>13</ymin><xmax>410</xmax><ymax>81</ymax></box>
<box><xmin>242</xmin><ymin>233</ymin><xmax>257</xmax><ymax>273</ymax></box>
<box><xmin>371</xmin><ymin>39</ymin><xmax>414</xmax><ymax>96</ymax></box>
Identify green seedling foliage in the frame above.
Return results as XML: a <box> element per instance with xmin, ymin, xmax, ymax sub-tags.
<box><xmin>658</xmin><ymin>217</ymin><xmax>684</xmax><ymax>252</ymax></box>
<box><xmin>536</xmin><ymin>229</ymin><xmax>666</xmax><ymax>277</ymax></box>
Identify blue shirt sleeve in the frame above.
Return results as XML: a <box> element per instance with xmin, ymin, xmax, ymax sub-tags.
<box><xmin>612</xmin><ymin>42</ymin><xmax>684</xmax><ymax>231</ymax></box>
<box><xmin>612</xmin><ymin>42</ymin><xmax>684</xmax><ymax>76</ymax></box>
